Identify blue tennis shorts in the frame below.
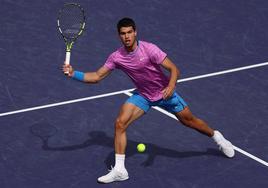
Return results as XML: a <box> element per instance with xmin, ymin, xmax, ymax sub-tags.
<box><xmin>125</xmin><ymin>92</ymin><xmax>188</xmax><ymax>113</ymax></box>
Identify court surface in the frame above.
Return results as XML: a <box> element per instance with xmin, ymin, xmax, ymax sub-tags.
<box><xmin>0</xmin><ymin>0</ymin><xmax>268</xmax><ymax>188</ymax></box>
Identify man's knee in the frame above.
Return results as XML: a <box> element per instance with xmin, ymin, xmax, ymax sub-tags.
<box><xmin>115</xmin><ymin>118</ymin><xmax>128</xmax><ymax>132</ymax></box>
<box><xmin>179</xmin><ymin>114</ymin><xmax>196</xmax><ymax>126</ymax></box>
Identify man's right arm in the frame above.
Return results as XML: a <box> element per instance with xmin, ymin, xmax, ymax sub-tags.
<box><xmin>63</xmin><ymin>64</ymin><xmax>112</xmax><ymax>83</ymax></box>
<box><xmin>83</xmin><ymin>66</ymin><xmax>111</xmax><ymax>83</ymax></box>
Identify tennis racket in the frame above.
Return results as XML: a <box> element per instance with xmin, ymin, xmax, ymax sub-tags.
<box><xmin>57</xmin><ymin>3</ymin><xmax>86</xmax><ymax>74</ymax></box>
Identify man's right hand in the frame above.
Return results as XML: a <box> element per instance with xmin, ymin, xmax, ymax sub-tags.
<box><xmin>62</xmin><ymin>63</ymin><xmax>74</xmax><ymax>77</ymax></box>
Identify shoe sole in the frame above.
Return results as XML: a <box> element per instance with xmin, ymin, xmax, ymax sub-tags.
<box><xmin>97</xmin><ymin>176</ymin><xmax>129</xmax><ymax>184</ymax></box>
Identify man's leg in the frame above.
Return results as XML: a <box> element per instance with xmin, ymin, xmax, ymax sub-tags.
<box><xmin>174</xmin><ymin>107</ymin><xmax>235</xmax><ymax>158</ymax></box>
<box><xmin>114</xmin><ymin>103</ymin><xmax>145</xmax><ymax>154</ymax></box>
<box><xmin>174</xmin><ymin>106</ymin><xmax>214</xmax><ymax>137</ymax></box>
<box><xmin>98</xmin><ymin>103</ymin><xmax>144</xmax><ymax>183</ymax></box>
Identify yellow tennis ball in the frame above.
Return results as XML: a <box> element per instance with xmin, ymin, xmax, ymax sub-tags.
<box><xmin>137</xmin><ymin>143</ymin><xmax>146</xmax><ymax>153</ymax></box>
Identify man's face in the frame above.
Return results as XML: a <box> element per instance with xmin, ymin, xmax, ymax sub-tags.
<box><xmin>119</xmin><ymin>26</ymin><xmax>137</xmax><ymax>48</ymax></box>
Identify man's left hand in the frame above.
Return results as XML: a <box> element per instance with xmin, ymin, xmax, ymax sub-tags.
<box><xmin>162</xmin><ymin>84</ymin><xmax>175</xmax><ymax>100</ymax></box>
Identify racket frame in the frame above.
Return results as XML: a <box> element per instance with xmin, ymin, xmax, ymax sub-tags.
<box><xmin>57</xmin><ymin>3</ymin><xmax>86</xmax><ymax>67</ymax></box>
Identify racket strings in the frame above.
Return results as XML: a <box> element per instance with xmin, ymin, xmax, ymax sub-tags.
<box><xmin>59</xmin><ymin>4</ymin><xmax>85</xmax><ymax>39</ymax></box>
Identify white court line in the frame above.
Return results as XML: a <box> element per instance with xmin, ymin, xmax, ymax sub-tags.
<box><xmin>0</xmin><ymin>62</ymin><xmax>268</xmax><ymax>118</ymax></box>
<box><xmin>178</xmin><ymin>61</ymin><xmax>268</xmax><ymax>83</ymax></box>
<box><xmin>233</xmin><ymin>146</ymin><xmax>268</xmax><ymax>167</ymax></box>
<box><xmin>124</xmin><ymin>91</ymin><xmax>268</xmax><ymax>167</ymax></box>
<box><xmin>0</xmin><ymin>89</ymin><xmax>133</xmax><ymax>117</ymax></box>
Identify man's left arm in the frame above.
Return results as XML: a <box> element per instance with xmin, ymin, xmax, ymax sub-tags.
<box><xmin>161</xmin><ymin>57</ymin><xmax>180</xmax><ymax>99</ymax></box>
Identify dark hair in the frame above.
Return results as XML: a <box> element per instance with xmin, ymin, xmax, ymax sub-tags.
<box><xmin>117</xmin><ymin>17</ymin><xmax>136</xmax><ymax>33</ymax></box>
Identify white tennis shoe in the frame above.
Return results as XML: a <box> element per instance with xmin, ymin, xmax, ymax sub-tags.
<box><xmin>213</xmin><ymin>130</ymin><xmax>235</xmax><ymax>158</ymax></box>
<box><xmin>97</xmin><ymin>166</ymin><xmax>129</xmax><ymax>184</ymax></box>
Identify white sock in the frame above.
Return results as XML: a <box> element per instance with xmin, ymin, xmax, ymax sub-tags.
<box><xmin>212</xmin><ymin>130</ymin><xmax>224</xmax><ymax>143</ymax></box>
<box><xmin>114</xmin><ymin>154</ymin><xmax>126</xmax><ymax>172</ymax></box>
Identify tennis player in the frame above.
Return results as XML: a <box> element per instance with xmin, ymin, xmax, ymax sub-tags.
<box><xmin>62</xmin><ymin>17</ymin><xmax>235</xmax><ymax>184</ymax></box>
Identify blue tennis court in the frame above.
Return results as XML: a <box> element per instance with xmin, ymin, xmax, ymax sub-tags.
<box><xmin>1</xmin><ymin>0</ymin><xmax>268</xmax><ymax>187</ymax></box>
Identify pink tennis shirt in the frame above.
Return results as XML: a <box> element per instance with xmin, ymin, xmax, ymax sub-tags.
<box><xmin>104</xmin><ymin>40</ymin><xmax>169</xmax><ymax>102</ymax></box>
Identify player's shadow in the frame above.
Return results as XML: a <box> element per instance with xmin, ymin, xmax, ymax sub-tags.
<box><xmin>30</xmin><ymin>127</ymin><xmax>223</xmax><ymax>167</ymax></box>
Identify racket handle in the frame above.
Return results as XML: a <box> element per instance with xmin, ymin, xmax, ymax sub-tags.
<box><xmin>64</xmin><ymin>51</ymin><xmax>71</xmax><ymax>74</ymax></box>
<box><xmin>65</xmin><ymin>51</ymin><xmax>71</xmax><ymax>65</ymax></box>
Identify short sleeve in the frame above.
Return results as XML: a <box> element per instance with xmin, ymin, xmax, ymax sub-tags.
<box><xmin>104</xmin><ymin>53</ymin><xmax>117</xmax><ymax>70</ymax></box>
<box><xmin>148</xmin><ymin>43</ymin><xmax>167</xmax><ymax>64</ymax></box>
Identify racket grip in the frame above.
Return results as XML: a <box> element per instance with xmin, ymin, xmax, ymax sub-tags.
<box><xmin>65</xmin><ymin>51</ymin><xmax>71</xmax><ymax>65</ymax></box>
<box><xmin>64</xmin><ymin>51</ymin><xmax>71</xmax><ymax>74</ymax></box>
